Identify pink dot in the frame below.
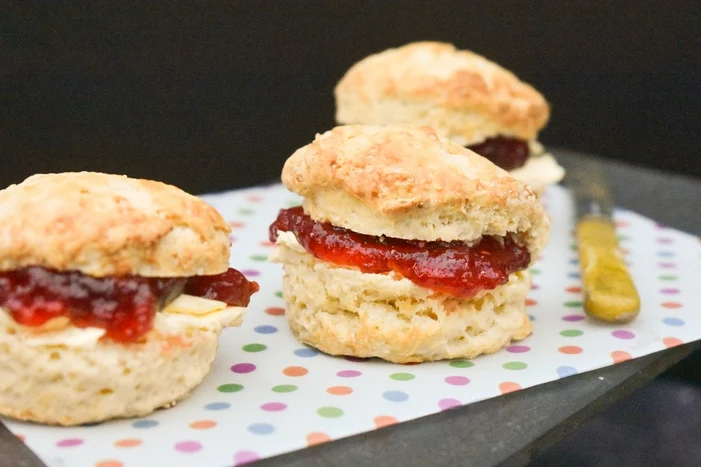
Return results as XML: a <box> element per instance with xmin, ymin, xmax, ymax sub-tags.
<box><xmin>657</xmin><ymin>237</ymin><xmax>673</xmax><ymax>244</ymax></box>
<box><xmin>337</xmin><ymin>370</ymin><xmax>361</xmax><ymax>378</ymax></box>
<box><xmin>530</xmin><ymin>284</ymin><xmax>539</xmax><ymax>290</ymax></box>
<box><xmin>661</xmin><ymin>288</ymin><xmax>680</xmax><ymax>294</ymax></box>
<box><xmin>445</xmin><ymin>376</ymin><xmax>470</xmax><ymax>386</ymax></box>
<box><xmin>261</xmin><ymin>402</ymin><xmax>287</xmax><ymax>412</ymax></box>
<box><xmin>507</xmin><ymin>345</ymin><xmax>530</xmax><ymax>353</ymax></box>
<box><xmin>658</xmin><ymin>262</ymin><xmax>676</xmax><ymax>269</ymax></box>
<box><xmin>562</xmin><ymin>314</ymin><xmax>586</xmax><ymax>322</ymax></box>
<box><xmin>231</xmin><ymin>363</ymin><xmax>256</xmax><ymax>374</ymax></box>
<box><xmin>175</xmin><ymin>441</ymin><xmax>202</xmax><ymax>453</ymax></box>
<box><xmin>612</xmin><ymin>330</ymin><xmax>636</xmax><ymax>340</ymax></box>
<box><xmin>438</xmin><ymin>398</ymin><xmax>461</xmax><ymax>411</ymax></box>
<box><xmin>234</xmin><ymin>450</ymin><xmax>259</xmax><ymax>465</ymax></box>
<box><xmin>56</xmin><ymin>438</ymin><xmax>83</xmax><ymax>447</ymax></box>
<box><xmin>240</xmin><ymin>269</ymin><xmax>260</xmax><ymax>277</ymax></box>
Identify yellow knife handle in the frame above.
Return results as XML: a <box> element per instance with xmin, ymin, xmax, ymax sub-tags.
<box><xmin>576</xmin><ymin>215</ymin><xmax>641</xmax><ymax>323</ymax></box>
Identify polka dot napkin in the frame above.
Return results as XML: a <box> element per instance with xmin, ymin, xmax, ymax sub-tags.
<box><xmin>5</xmin><ymin>184</ymin><xmax>701</xmax><ymax>467</ymax></box>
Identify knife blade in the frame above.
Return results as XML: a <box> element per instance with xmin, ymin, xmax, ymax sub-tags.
<box><xmin>0</xmin><ymin>423</ymin><xmax>47</xmax><ymax>467</ymax></box>
<box><xmin>566</xmin><ymin>160</ymin><xmax>641</xmax><ymax>323</ymax></box>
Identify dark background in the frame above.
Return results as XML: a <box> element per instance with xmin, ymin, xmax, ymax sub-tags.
<box><xmin>3</xmin><ymin>2</ymin><xmax>700</xmax><ymax>194</ymax></box>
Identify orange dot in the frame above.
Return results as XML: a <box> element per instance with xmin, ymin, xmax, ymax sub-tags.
<box><xmin>662</xmin><ymin>302</ymin><xmax>682</xmax><ymax>309</ymax></box>
<box><xmin>95</xmin><ymin>461</ymin><xmax>123</xmax><ymax>467</ymax></box>
<box><xmin>565</xmin><ymin>286</ymin><xmax>582</xmax><ymax>294</ymax></box>
<box><xmin>620</xmin><ymin>248</ymin><xmax>630</xmax><ymax>256</ymax></box>
<box><xmin>15</xmin><ymin>434</ymin><xmax>25</xmax><ymax>442</ymax></box>
<box><xmin>611</xmin><ymin>350</ymin><xmax>632</xmax><ymax>364</ymax></box>
<box><xmin>327</xmin><ymin>386</ymin><xmax>353</xmax><ymax>395</ymax></box>
<box><xmin>306</xmin><ymin>432</ymin><xmax>331</xmax><ymax>446</ymax></box>
<box><xmin>189</xmin><ymin>420</ymin><xmax>217</xmax><ymax>430</ymax></box>
<box><xmin>265</xmin><ymin>307</ymin><xmax>285</xmax><ymax>316</ymax></box>
<box><xmin>229</xmin><ymin>221</ymin><xmax>245</xmax><ymax>228</ymax></box>
<box><xmin>247</xmin><ymin>195</ymin><xmax>262</xmax><ymax>202</ymax></box>
<box><xmin>663</xmin><ymin>337</ymin><xmax>683</xmax><ymax>348</ymax></box>
<box><xmin>374</xmin><ymin>415</ymin><xmax>398</xmax><ymax>428</ymax></box>
<box><xmin>259</xmin><ymin>241</ymin><xmax>274</xmax><ymax>247</ymax></box>
<box><xmin>499</xmin><ymin>382</ymin><xmax>522</xmax><ymax>394</ymax></box>
<box><xmin>615</xmin><ymin>220</ymin><xmax>629</xmax><ymax>228</ymax></box>
<box><xmin>525</xmin><ymin>298</ymin><xmax>537</xmax><ymax>307</ymax></box>
<box><xmin>283</xmin><ymin>366</ymin><xmax>308</xmax><ymax>377</ymax></box>
<box><xmin>559</xmin><ymin>345</ymin><xmax>583</xmax><ymax>355</ymax></box>
<box><xmin>114</xmin><ymin>439</ymin><xmax>142</xmax><ymax>448</ymax></box>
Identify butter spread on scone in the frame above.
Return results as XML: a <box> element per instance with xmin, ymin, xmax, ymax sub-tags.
<box><xmin>269</xmin><ymin>125</ymin><xmax>549</xmax><ymax>363</ymax></box>
<box><xmin>335</xmin><ymin>41</ymin><xmax>565</xmax><ymax>193</ymax></box>
<box><xmin>0</xmin><ymin>172</ymin><xmax>258</xmax><ymax>426</ymax></box>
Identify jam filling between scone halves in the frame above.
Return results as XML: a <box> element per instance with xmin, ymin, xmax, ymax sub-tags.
<box><xmin>467</xmin><ymin>136</ymin><xmax>529</xmax><ymax>171</ymax></box>
<box><xmin>0</xmin><ymin>267</ymin><xmax>259</xmax><ymax>343</ymax></box>
<box><xmin>269</xmin><ymin>207</ymin><xmax>530</xmax><ymax>298</ymax></box>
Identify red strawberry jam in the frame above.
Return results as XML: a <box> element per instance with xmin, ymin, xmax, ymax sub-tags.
<box><xmin>0</xmin><ymin>267</ymin><xmax>258</xmax><ymax>342</ymax></box>
<box><xmin>269</xmin><ymin>207</ymin><xmax>530</xmax><ymax>298</ymax></box>
<box><xmin>467</xmin><ymin>136</ymin><xmax>529</xmax><ymax>171</ymax></box>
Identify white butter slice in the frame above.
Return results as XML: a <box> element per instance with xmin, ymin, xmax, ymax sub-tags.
<box><xmin>23</xmin><ymin>327</ymin><xmax>106</xmax><ymax>348</ymax></box>
<box><xmin>162</xmin><ymin>294</ymin><xmax>228</xmax><ymax>316</ymax></box>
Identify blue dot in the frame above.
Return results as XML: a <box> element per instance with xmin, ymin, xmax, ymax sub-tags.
<box><xmin>248</xmin><ymin>423</ymin><xmax>275</xmax><ymax>434</ymax></box>
<box><xmin>528</xmin><ymin>315</ymin><xmax>536</xmax><ymax>321</ymax></box>
<box><xmin>205</xmin><ymin>402</ymin><xmax>231</xmax><ymax>411</ymax></box>
<box><xmin>556</xmin><ymin>366</ymin><xmax>578</xmax><ymax>378</ymax></box>
<box><xmin>658</xmin><ymin>251</ymin><xmax>675</xmax><ymax>257</ymax></box>
<box><xmin>132</xmin><ymin>419</ymin><xmax>159</xmax><ymax>429</ymax></box>
<box><xmin>568</xmin><ymin>272</ymin><xmax>581</xmax><ymax>279</ymax></box>
<box><xmin>663</xmin><ymin>317</ymin><xmax>685</xmax><ymax>327</ymax></box>
<box><xmin>383</xmin><ymin>390</ymin><xmax>409</xmax><ymax>402</ymax></box>
<box><xmin>569</xmin><ymin>258</ymin><xmax>579</xmax><ymax>265</ymax></box>
<box><xmin>294</xmin><ymin>348</ymin><xmax>319</xmax><ymax>358</ymax></box>
<box><xmin>254</xmin><ymin>325</ymin><xmax>278</xmax><ymax>334</ymax></box>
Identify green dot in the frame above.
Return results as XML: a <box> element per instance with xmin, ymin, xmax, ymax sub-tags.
<box><xmin>287</xmin><ymin>200</ymin><xmax>301</xmax><ymax>207</ymax></box>
<box><xmin>503</xmin><ymin>361</ymin><xmax>528</xmax><ymax>370</ymax></box>
<box><xmin>569</xmin><ymin>243</ymin><xmax>578</xmax><ymax>251</ymax></box>
<box><xmin>275</xmin><ymin>291</ymin><xmax>283</xmax><ymax>299</ymax></box>
<box><xmin>242</xmin><ymin>343</ymin><xmax>266</xmax><ymax>352</ymax></box>
<box><xmin>217</xmin><ymin>384</ymin><xmax>243</xmax><ymax>393</ymax></box>
<box><xmin>238</xmin><ymin>208</ymin><xmax>254</xmax><ymax>215</ymax></box>
<box><xmin>617</xmin><ymin>235</ymin><xmax>629</xmax><ymax>242</ymax></box>
<box><xmin>272</xmin><ymin>384</ymin><xmax>297</xmax><ymax>393</ymax></box>
<box><xmin>560</xmin><ymin>329</ymin><xmax>583</xmax><ymax>337</ymax></box>
<box><xmin>659</xmin><ymin>274</ymin><xmax>677</xmax><ymax>281</ymax></box>
<box><xmin>250</xmin><ymin>254</ymin><xmax>268</xmax><ymax>262</ymax></box>
<box><xmin>449</xmin><ymin>360</ymin><xmax>474</xmax><ymax>368</ymax></box>
<box><xmin>564</xmin><ymin>301</ymin><xmax>582</xmax><ymax>308</ymax></box>
<box><xmin>389</xmin><ymin>372</ymin><xmax>415</xmax><ymax>381</ymax></box>
<box><xmin>530</xmin><ymin>268</ymin><xmax>541</xmax><ymax>275</ymax></box>
<box><xmin>317</xmin><ymin>406</ymin><xmax>343</xmax><ymax>418</ymax></box>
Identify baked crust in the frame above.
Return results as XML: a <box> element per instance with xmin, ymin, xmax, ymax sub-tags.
<box><xmin>0</xmin><ymin>172</ymin><xmax>231</xmax><ymax>277</ymax></box>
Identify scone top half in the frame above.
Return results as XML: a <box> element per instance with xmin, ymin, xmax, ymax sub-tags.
<box><xmin>335</xmin><ymin>41</ymin><xmax>564</xmax><ymax>192</ymax></box>
<box><xmin>273</xmin><ymin>125</ymin><xmax>549</xmax><ymax>296</ymax></box>
<box><xmin>0</xmin><ymin>172</ymin><xmax>259</xmax><ymax>344</ymax></box>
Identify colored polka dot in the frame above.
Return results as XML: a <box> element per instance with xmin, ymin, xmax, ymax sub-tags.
<box><xmin>657</xmin><ymin>237</ymin><xmax>673</xmax><ymax>244</ymax></box>
<box><xmin>15</xmin><ymin>434</ymin><xmax>25</xmax><ymax>442</ymax></box>
<box><xmin>617</xmin><ymin>234</ymin><xmax>630</xmax><ymax>242</ymax></box>
<box><xmin>557</xmin><ymin>366</ymin><xmax>578</xmax><ymax>377</ymax></box>
<box><xmin>658</xmin><ymin>275</ymin><xmax>678</xmax><ymax>281</ymax></box>
<box><xmin>254</xmin><ymin>325</ymin><xmax>278</xmax><ymax>334</ymax></box>
<box><xmin>272</xmin><ymin>384</ymin><xmax>297</xmax><ymax>393</ymax></box>
<box><xmin>663</xmin><ymin>337</ymin><xmax>683</xmax><ymax>348</ymax></box>
<box><xmin>438</xmin><ymin>398</ymin><xmax>461</xmax><ymax>410</ymax></box>
<box><xmin>242</xmin><ymin>343</ymin><xmax>266</xmax><ymax>352</ymax></box>
<box><xmin>560</xmin><ymin>329</ymin><xmax>583</xmax><ymax>337</ymax></box>
<box><xmin>559</xmin><ymin>346</ymin><xmax>583</xmax><ymax>354</ymax></box>
<box><xmin>563</xmin><ymin>314</ymin><xmax>585</xmax><ymax>322</ymax></box>
<box><xmin>274</xmin><ymin>291</ymin><xmax>283</xmax><ymax>298</ymax></box>
<box><xmin>190</xmin><ymin>420</ymin><xmax>217</xmax><ymax>430</ymax></box>
<box><xmin>240</xmin><ymin>269</ymin><xmax>260</xmax><ymax>277</ymax></box>
<box><xmin>531</xmin><ymin>268</ymin><xmax>541</xmax><ymax>275</ymax></box>
<box><xmin>95</xmin><ymin>461</ymin><xmax>123</xmax><ymax>467</ymax></box>
<box><xmin>383</xmin><ymin>390</ymin><xmax>409</xmax><ymax>402</ymax></box>
<box><xmin>246</xmin><ymin>195</ymin><xmax>262</xmax><ymax>202</ymax></box>
<box><xmin>525</xmin><ymin>298</ymin><xmax>537</xmax><ymax>306</ymax></box>
<box><xmin>248</xmin><ymin>423</ymin><xmax>275</xmax><ymax>434</ymax></box>
<box><xmin>568</xmin><ymin>272</ymin><xmax>581</xmax><ymax>279</ymax></box>
<box><xmin>265</xmin><ymin>307</ymin><xmax>285</xmax><ymax>316</ymax></box>
<box><xmin>658</xmin><ymin>251</ymin><xmax>675</xmax><ymax>257</ymax></box>
<box><xmin>569</xmin><ymin>257</ymin><xmax>579</xmax><ymax>265</ymax></box>
<box><xmin>229</xmin><ymin>221</ymin><xmax>244</xmax><ymax>228</ymax></box>
<box><xmin>218</xmin><ymin>384</ymin><xmax>243</xmax><ymax>393</ymax></box>
<box><xmin>306</xmin><ymin>432</ymin><xmax>331</xmax><ymax>446</ymax></box>
<box><xmin>565</xmin><ymin>286</ymin><xmax>582</xmax><ymax>293</ymax></box>
<box><xmin>615</xmin><ymin>220</ymin><xmax>629</xmax><ymax>228</ymax></box>
<box><xmin>658</xmin><ymin>262</ymin><xmax>676</xmax><ymax>268</ymax></box>
<box><xmin>445</xmin><ymin>376</ymin><xmax>470</xmax><ymax>386</ymax></box>
<box><xmin>132</xmin><ymin>420</ymin><xmax>159</xmax><ymax>429</ymax></box>
<box><xmin>612</xmin><ymin>330</ymin><xmax>635</xmax><ymax>340</ymax></box>
<box><xmin>238</xmin><ymin>208</ymin><xmax>254</xmax><ymax>215</ymax></box>
<box><xmin>503</xmin><ymin>361</ymin><xmax>528</xmax><ymax>370</ymax></box>
<box><xmin>261</xmin><ymin>402</ymin><xmax>287</xmax><ymax>411</ymax></box>
<box><xmin>228</xmin><ymin>235</ymin><xmax>237</xmax><ymax>243</ymax></box>
<box><xmin>390</xmin><ymin>372</ymin><xmax>415</xmax><ymax>381</ymax></box>
<box><xmin>337</xmin><ymin>370</ymin><xmax>362</xmax><ymax>378</ymax></box>
<box><xmin>115</xmin><ymin>439</ymin><xmax>142</xmax><ymax>448</ymax></box>
<box><xmin>327</xmin><ymin>386</ymin><xmax>353</xmax><ymax>395</ymax></box>
<box><xmin>249</xmin><ymin>254</ymin><xmax>267</xmax><ymax>262</ymax></box>
<box><xmin>175</xmin><ymin>441</ymin><xmax>202</xmax><ymax>453</ymax></box>
<box><xmin>231</xmin><ymin>363</ymin><xmax>256</xmax><ymax>374</ymax></box>
<box><xmin>564</xmin><ymin>300</ymin><xmax>582</xmax><ymax>308</ymax></box>
<box><xmin>611</xmin><ymin>350</ymin><xmax>632</xmax><ymax>364</ymax></box>
<box><xmin>507</xmin><ymin>345</ymin><xmax>530</xmax><ymax>353</ymax></box>
<box><xmin>499</xmin><ymin>382</ymin><xmax>522</xmax><ymax>394</ymax></box>
<box><xmin>287</xmin><ymin>199</ymin><xmax>301</xmax><ymax>207</ymax></box>
<box><xmin>531</xmin><ymin>283</ymin><xmax>539</xmax><ymax>290</ymax></box>
<box><xmin>283</xmin><ymin>366</ymin><xmax>308</xmax><ymax>377</ymax></box>
<box><xmin>662</xmin><ymin>302</ymin><xmax>682</xmax><ymax>309</ymax></box>
<box><xmin>529</xmin><ymin>315</ymin><xmax>536</xmax><ymax>321</ymax></box>
<box><xmin>317</xmin><ymin>406</ymin><xmax>344</xmax><ymax>418</ymax></box>
<box><xmin>260</xmin><ymin>240</ymin><xmax>274</xmax><ymax>247</ymax></box>
<box><xmin>569</xmin><ymin>243</ymin><xmax>577</xmax><ymax>251</ymax></box>
<box><xmin>661</xmin><ymin>288</ymin><xmax>680</xmax><ymax>294</ymax></box>
<box><xmin>234</xmin><ymin>450</ymin><xmax>260</xmax><ymax>466</ymax></box>
<box><xmin>205</xmin><ymin>402</ymin><xmax>231</xmax><ymax>411</ymax></box>
<box><xmin>374</xmin><ymin>415</ymin><xmax>398</xmax><ymax>427</ymax></box>
<box><xmin>449</xmin><ymin>360</ymin><xmax>474</xmax><ymax>368</ymax></box>
<box><xmin>294</xmin><ymin>348</ymin><xmax>319</xmax><ymax>358</ymax></box>
<box><xmin>663</xmin><ymin>317</ymin><xmax>685</xmax><ymax>326</ymax></box>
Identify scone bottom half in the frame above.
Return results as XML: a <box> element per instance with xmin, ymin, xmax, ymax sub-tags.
<box><xmin>0</xmin><ymin>172</ymin><xmax>259</xmax><ymax>426</ymax></box>
<box><xmin>270</xmin><ymin>125</ymin><xmax>549</xmax><ymax>364</ymax></box>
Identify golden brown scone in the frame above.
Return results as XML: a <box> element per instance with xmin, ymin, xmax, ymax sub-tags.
<box><xmin>335</xmin><ymin>41</ymin><xmax>549</xmax><ymax>144</ymax></box>
<box><xmin>282</xmin><ymin>124</ymin><xmax>549</xmax><ymax>254</ymax></box>
<box><xmin>0</xmin><ymin>172</ymin><xmax>231</xmax><ymax>277</ymax></box>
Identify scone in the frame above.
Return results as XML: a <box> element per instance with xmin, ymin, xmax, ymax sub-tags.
<box><xmin>0</xmin><ymin>172</ymin><xmax>259</xmax><ymax>426</ymax></box>
<box><xmin>269</xmin><ymin>125</ymin><xmax>549</xmax><ymax>363</ymax></box>
<box><xmin>335</xmin><ymin>41</ymin><xmax>565</xmax><ymax>194</ymax></box>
